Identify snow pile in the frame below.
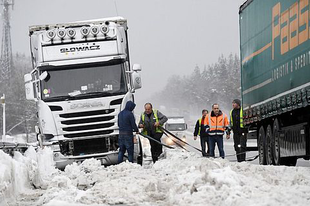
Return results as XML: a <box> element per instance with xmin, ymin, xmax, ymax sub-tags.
<box><xmin>0</xmin><ymin>147</ymin><xmax>57</xmax><ymax>206</ymax></box>
<box><xmin>2</xmin><ymin>148</ymin><xmax>310</xmax><ymax>206</ymax></box>
<box><xmin>33</xmin><ymin>150</ymin><xmax>310</xmax><ymax>206</ymax></box>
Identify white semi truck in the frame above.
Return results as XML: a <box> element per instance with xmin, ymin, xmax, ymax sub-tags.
<box><xmin>24</xmin><ymin>17</ymin><xmax>143</xmax><ymax>169</ymax></box>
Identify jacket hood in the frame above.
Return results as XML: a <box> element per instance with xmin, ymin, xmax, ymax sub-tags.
<box><xmin>211</xmin><ymin>110</ymin><xmax>223</xmax><ymax>117</ymax></box>
<box><xmin>125</xmin><ymin>101</ymin><xmax>136</xmax><ymax>111</ymax></box>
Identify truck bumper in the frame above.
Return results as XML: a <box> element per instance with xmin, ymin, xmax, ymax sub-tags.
<box><xmin>53</xmin><ymin>150</ymin><xmax>119</xmax><ymax>170</ymax></box>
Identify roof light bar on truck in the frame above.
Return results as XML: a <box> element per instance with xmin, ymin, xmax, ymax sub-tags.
<box><xmin>46</xmin><ymin>29</ymin><xmax>56</xmax><ymax>39</ymax></box>
<box><xmin>80</xmin><ymin>26</ymin><xmax>90</xmax><ymax>37</ymax></box>
<box><xmin>100</xmin><ymin>25</ymin><xmax>109</xmax><ymax>34</ymax></box>
<box><xmin>66</xmin><ymin>28</ymin><xmax>76</xmax><ymax>38</ymax></box>
<box><xmin>57</xmin><ymin>28</ymin><xmax>66</xmax><ymax>39</ymax></box>
<box><xmin>90</xmin><ymin>26</ymin><xmax>99</xmax><ymax>35</ymax></box>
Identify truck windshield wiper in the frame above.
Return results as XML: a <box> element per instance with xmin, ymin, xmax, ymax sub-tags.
<box><xmin>72</xmin><ymin>91</ymin><xmax>115</xmax><ymax>98</ymax></box>
<box><xmin>44</xmin><ymin>95</ymin><xmax>72</xmax><ymax>102</ymax></box>
<box><xmin>44</xmin><ymin>92</ymin><xmax>123</xmax><ymax>102</ymax></box>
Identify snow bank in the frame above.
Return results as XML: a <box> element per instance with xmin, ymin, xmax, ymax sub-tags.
<box><xmin>0</xmin><ymin>147</ymin><xmax>57</xmax><ymax>206</ymax></box>
<box><xmin>2</xmin><ymin>148</ymin><xmax>310</xmax><ymax>206</ymax></box>
<box><xmin>35</xmin><ymin>150</ymin><xmax>310</xmax><ymax>205</ymax></box>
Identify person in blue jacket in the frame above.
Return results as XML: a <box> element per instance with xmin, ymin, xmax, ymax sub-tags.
<box><xmin>117</xmin><ymin>100</ymin><xmax>139</xmax><ymax>163</ymax></box>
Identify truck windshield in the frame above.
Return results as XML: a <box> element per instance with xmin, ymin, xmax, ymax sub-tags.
<box><xmin>40</xmin><ymin>61</ymin><xmax>127</xmax><ymax>101</ymax></box>
<box><xmin>165</xmin><ymin>124</ymin><xmax>186</xmax><ymax>131</ymax></box>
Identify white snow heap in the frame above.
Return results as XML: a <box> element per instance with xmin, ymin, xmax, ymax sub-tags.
<box><xmin>0</xmin><ymin>147</ymin><xmax>58</xmax><ymax>206</ymax></box>
<box><xmin>39</xmin><ymin>150</ymin><xmax>310</xmax><ymax>206</ymax></box>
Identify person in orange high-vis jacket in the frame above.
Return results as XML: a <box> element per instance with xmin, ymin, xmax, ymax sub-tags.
<box><xmin>206</xmin><ymin>103</ymin><xmax>230</xmax><ymax>158</ymax></box>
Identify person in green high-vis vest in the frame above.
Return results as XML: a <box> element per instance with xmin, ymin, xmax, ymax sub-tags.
<box><xmin>193</xmin><ymin>109</ymin><xmax>210</xmax><ymax>157</ymax></box>
<box><xmin>230</xmin><ymin>99</ymin><xmax>247</xmax><ymax>162</ymax></box>
<box><xmin>139</xmin><ymin>103</ymin><xmax>168</xmax><ymax>163</ymax></box>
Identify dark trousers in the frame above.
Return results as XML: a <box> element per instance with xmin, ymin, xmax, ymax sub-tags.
<box><xmin>200</xmin><ymin>136</ymin><xmax>210</xmax><ymax>156</ymax></box>
<box><xmin>118</xmin><ymin>134</ymin><xmax>134</xmax><ymax>163</ymax></box>
<box><xmin>209</xmin><ymin>135</ymin><xmax>225</xmax><ymax>158</ymax></box>
<box><xmin>233</xmin><ymin>133</ymin><xmax>247</xmax><ymax>162</ymax></box>
<box><xmin>148</xmin><ymin>132</ymin><xmax>163</xmax><ymax>163</ymax></box>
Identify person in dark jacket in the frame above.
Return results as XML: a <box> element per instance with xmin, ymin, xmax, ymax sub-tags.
<box><xmin>230</xmin><ymin>99</ymin><xmax>247</xmax><ymax>162</ymax></box>
<box><xmin>139</xmin><ymin>103</ymin><xmax>168</xmax><ymax>163</ymax></box>
<box><xmin>118</xmin><ymin>101</ymin><xmax>139</xmax><ymax>163</ymax></box>
<box><xmin>193</xmin><ymin>109</ymin><xmax>210</xmax><ymax>157</ymax></box>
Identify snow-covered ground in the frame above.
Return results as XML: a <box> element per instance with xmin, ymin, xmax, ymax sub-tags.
<box><xmin>1</xmin><ymin>145</ymin><xmax>310</xmax><ymax>206</ymax></box>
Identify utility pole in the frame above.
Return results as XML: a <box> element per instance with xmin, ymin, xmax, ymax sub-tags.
<box><xmin>1</xmin><ymin>94</ymin><xmax>5</xmax><ymax>142</ymax></box>
<box><xmin>0</xmin><ymin>0</ymin><xmax>14</xmax><ymax>85</ymax></box>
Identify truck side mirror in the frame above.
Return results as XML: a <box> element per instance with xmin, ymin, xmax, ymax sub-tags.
<box><xmin>131</xmin><ymin>71</ymin><xmax>142</xmax><ymax>90</ymax></box>
<box><xmin>131</xmin><ymin>64</ymin><xmax>142</xmax><ymax>91</ymax></box>
<box><xmin>24</xmin><ymin>73</ymin><xmax>36</xmax><ymax>101</ymax></box>
<box><xmin>185</xmin><ymin>123</ymin><xmax>187</xmax><ymax>130</ymax></box>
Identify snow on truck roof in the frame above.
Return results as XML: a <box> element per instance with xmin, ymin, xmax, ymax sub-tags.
<box><xmin>167</xmin><ymin>117</ymin><xmax>186</xmax><ymax>124</ymax></box>
<box><xmin>29</xmin><ymin>16</ymin><xmax>127</xmax><ymax>33</ymax></box>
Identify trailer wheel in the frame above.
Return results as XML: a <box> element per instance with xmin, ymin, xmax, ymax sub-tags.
<box><xmin>273</xmin><ymin>119</ymin><xmax>281</xmax><ymax>165</ymax></box>
<box><xmin>265</xmin><ymin>125</ymin><xmax>274</xmax><ymax>165</ymax></box>
<box><xmin>258</xmin><ymin>126</ymin><xmax>266</xmax><ymax>165</ymax></box>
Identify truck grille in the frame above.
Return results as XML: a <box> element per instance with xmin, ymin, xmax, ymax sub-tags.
<box><xmin>61</xmin><ymin>116</ymin><xmax>114</xmax><ymax>125</ymax></box>
<box><xmin>59</xmin><ymin>109</ymin><xmax>116</xmax><ymax>138</ymax></box>
<box><xmin>62</xmin><ymin>123</ymin><xmax>114</xmax><ymax>132</ymax></box>
<box><xmin>59</xmin><ymin>109</ymin><xmax>114</xmax><ymax>118</ymax></box>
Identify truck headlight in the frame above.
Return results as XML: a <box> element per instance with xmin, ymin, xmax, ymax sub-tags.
<box><xmin>166</xmin><ymin>138</ymin><xmax>173</xmax><ymax>145</ymax></box>
<box><xmin>51</xmin><ymin>144</ymin><xmax>60</xmax><ymax>151</ymax></box>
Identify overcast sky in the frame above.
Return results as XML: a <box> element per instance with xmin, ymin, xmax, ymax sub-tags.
<box><xmin>5</xmin><ymin>0</ymin><xmax>245</xmax><ymax>105</ymax></box>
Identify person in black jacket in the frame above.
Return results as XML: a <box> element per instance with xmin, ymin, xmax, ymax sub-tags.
<box><xmin>117</xmin><ymin>101</ymin><xmax>139</xmax><ymax>163</ymax></box>
<box><xmin>230</xmin><ymin>99</ymin><xmax>247</xmax><ymax>162</ymax></box>
<box><xmin>193</xmin><ymin>109</ymin><xmax>210</xmax><ymax>157</ymax></box>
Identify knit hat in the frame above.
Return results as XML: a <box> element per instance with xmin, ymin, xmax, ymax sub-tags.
<box><xmin>232</xmin><ymin>99</ymin><xmax>241</xmax><ymax>106</ymax></box>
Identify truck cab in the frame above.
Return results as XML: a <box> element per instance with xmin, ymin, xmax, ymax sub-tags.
<box><xmin>24</xmin><ymin>17</ymin><xmax>142</xmax><ymax>169</ymax></box>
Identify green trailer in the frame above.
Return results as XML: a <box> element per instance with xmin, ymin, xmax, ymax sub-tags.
<box><xmin>239</xmin><ymin>0</ymin><xmax>310</xmax><ymax>165</ymax></box>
